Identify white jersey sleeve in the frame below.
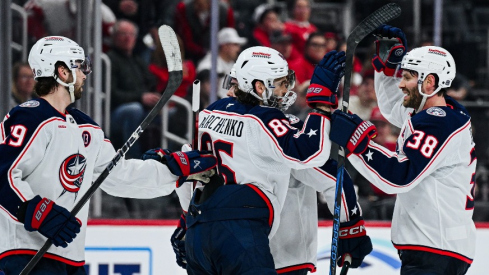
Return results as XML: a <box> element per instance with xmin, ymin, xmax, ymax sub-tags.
<box><xmin>374</xmin><ymin>71</ymin><xmax>412</xmax><ymax>128</ymax></box>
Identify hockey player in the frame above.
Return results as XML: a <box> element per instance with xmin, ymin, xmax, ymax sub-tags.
<box><xmin>0</xmin><ymin>36</ymin><xmax>217</xmax><ymax>274</ymax></box>
<box><xmin>164</xmin><ymin>46</ymin><xmax>373</xmax><ymax>274</ymax></box>
<box><xmin>329</xmin><ymin>25</ymin><xmax>476</xmax><ymax>275</ymax></box>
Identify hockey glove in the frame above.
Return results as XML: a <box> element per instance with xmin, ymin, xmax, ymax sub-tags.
<box><xmin>372</xmin><ymin>24</ymin><xmax>407</xmax><ymax>76</ymax></box>
<box><xmin>142</xmin><ymin>148</ymin><xmax>217</xmax><ymax>187</ymax></box>
<box><xmin>171</xmin><ymin>213</ymin><xmax>187</xmax><ymax>269</ymax></box>
<box><xmin>16</xmin><ymin>195</ymin><xmax>81</xmax><ymax>248</ymax></box>
<box><xmin>330</xmin><ymin>110</ymin><xmax>377</xmax><ymax>156</ymax></box>
<box><xmin>306</xmin><ymin>50</ymin><xmax>346</xmax><ymax>108</ymax></box>
<box><xmin>337</xmin><ymin>217</ymin><xmax>372</xmax><ymax>268</ymax></box>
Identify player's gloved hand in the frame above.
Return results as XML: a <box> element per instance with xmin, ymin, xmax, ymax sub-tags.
<box><xmin>306</xmin><ymin>50</ymin><xmax>346</xmax><ymax>108</ymax></box>
<box><xmin>171</xmin><ymin>213</ymin><xmax>187</xmax><ymax>269</ymax></box>
<box><xmin>180</xmin><ymin>144</ymin><xmax>216</xmax><ymax>184</ymax></box>
<box><xmin>330</xmin><ymin>110</ymin><xmax>377</xmax><ymax>156</ymax></box>
<box><xmin>337</xmin><ymin>217</ymin><xmax>372</xmax><ymax>268</ymax></box>
<box><xmin>372</xmin><ymin>24</ymin><xmax>407</xmax><ymax>76</ymax></box>
<box><xmin>142</xmin><ymin>148</ymin><xmax>217</xmax><ymax>187</ymax></box>
<box><xmin>16</xmin><ymin>195</ymin><xmax>81</xmax><ymax>248</ymax></box>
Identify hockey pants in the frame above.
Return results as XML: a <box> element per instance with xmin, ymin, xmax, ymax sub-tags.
<box><xmin>185</xmin><ymin>183</ymin><xmax>277</xmax><ymax>275</ymax></box>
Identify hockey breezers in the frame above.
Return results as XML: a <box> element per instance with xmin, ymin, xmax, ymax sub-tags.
<box><xmin>20</xmin><ymin>25</ymin><xmax>183</xmax><ymax>275</ymax></box>
<box><xmin>330</xmin><ymin>3</ymin><xmax>401</xmax><ymax>275</ymax></box>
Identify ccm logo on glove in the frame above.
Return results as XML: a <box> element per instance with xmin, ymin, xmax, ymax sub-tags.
<box><xmin>339</xmin><ymin>223</ymin><xmax>366</xmax><ymax>238</ymax></box>
<box><xmin>350</xmin><ymin>121</ymin><xmax>375</xmax><ymax>146</ymax></box>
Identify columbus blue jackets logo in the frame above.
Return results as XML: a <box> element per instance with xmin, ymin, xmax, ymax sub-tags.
<box><xmin>19</xmin><ymin>100</ymin><xmax>40</xmax><ymax>108</ymax></box>
<box><xmin>59</xmin><ymin>153</ymin><xmax>86</xmax><ymax>198</ymax></box>
<box><xmin>426</xmin><ymin>107</ymin><xmax>446</xmax><ymax>117</ymax></box>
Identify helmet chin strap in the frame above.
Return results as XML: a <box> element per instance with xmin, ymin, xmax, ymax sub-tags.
<box><xmin>415</xmin><ymin>75</ymin><xmax>442</xmax><ymax>113</ymax></box>
<box><xmin>55</xmin><ymin>69</ymin><xmax>77</xmax><ymax>103</ymax></box>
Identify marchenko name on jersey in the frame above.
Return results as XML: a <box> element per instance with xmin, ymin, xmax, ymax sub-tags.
<box><xmin>200</xmin><ymin>115</ymin><xmax>244</xmax><ymax>137</ymax></box>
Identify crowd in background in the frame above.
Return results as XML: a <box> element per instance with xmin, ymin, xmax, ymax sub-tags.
<box><xmin>7</xmin><ymin>0</ymin><xmax>489</xmax><ymax>221</ymax></box>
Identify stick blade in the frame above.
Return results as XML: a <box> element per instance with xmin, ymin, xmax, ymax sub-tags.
<box><xmin>158</xmin><ymin>25</ymin><xmax>183</xmax><ymax>72</ymax></box>
<box><xmin>348</xmin><ymin>3</ymin><xmax>402</xmax><ymax>44</ymax></box>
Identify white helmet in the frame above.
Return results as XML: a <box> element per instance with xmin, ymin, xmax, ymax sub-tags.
<box><xmin>401</xmin><ymin>46</ymin><xmax>456</xmax><ymax>112</ymax></box>
<box><xmin>28</xmin><ymin>36</ymin><xmax>91</xmax><ymax>103</ymax></box>
<box><xmin>235</xmin><ymin>46</ymin><xmax>296</xmax><ymax>110</ymax></box>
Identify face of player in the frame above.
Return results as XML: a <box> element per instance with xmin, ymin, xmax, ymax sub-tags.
<box><xmin>272</xmin><ymin>76</ymin><xmax>289</xmax><ymax>98</ymax></box>
<box><xmin>399</xmin><ymin>70</ymin><xmax>423</xmax><ymax>109</ymax></box>
<box><xmin>72</xmin><ymin>63</ymin><xmax>87</xmax><ymax>100</ymax></box>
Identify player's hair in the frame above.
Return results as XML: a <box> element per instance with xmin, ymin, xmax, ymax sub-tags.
<box><xmin>235</xmin><ymin>84</ymin><xmax>260</xmax><ymax>106</ymax></box>
<box><xmin>34</xmin><ymin>62</ymin><xmax>69</xmax><ymax>97</ymax></box>
<box><xmin>405</xmin><ymin>69</ymin><xmax>446</xmax><ymax>97</ymax></box>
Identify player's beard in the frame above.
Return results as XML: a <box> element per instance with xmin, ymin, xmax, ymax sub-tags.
<box><xmin>402</xmin><ymin>86</ymin><xmax>423</xmax><ymax>109</ymax></box>
<box><xmin>74</xmin><ymin>82</ymin><xmax>84</xmax><ymax>100</ymax></box>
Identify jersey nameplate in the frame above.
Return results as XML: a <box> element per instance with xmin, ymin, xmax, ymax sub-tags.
<box><xmin>200</xmin><ymin>115</ymin><xmax>244</xmax><ymax>137</ymax></box>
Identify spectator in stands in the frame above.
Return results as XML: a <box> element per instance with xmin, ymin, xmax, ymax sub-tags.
<box><xmin>10</xmin><ymin>62</ymin><xmax>36</xmax><ymax>109</ymax></box>
<box><xmin>150</xmin><ymin>34</ymin><xmax>196</xmax><ymax>99</ymax></box>
<box><xmin>197</xmin><ymin>27</ymin><xmax>246</xmax><ymax>98</ymax></box>
<box><xmin>252</xmin><ymin>4</ymin><xmax>284</xmax><ymax>47</ymax></box>
<box><xmin>325</xmin><ymin>32</ymin><xmax>340</xmax><ymax>53</ymax></box>
<box><xmin>174</xmin><ymin>0</ymin><xmax>235</xmax><ymax>63</ymax></box>
<box><xmin>284</xmin><ymin>0</ymin><xmax>317</xmax><ymax>55</ymax></box>
<box><xmin>347</xmin><ymin>70</ymin><xmax>377</xmax><ymax>120</ymax></box>
<box><xmin>288</xmin><ymin>32</ymin><xmax>328</xmax><ymax>86</ymax></box>
<box><xmin>103</xmin><ymin>0</ymin><xmax>162</xmax><ymax>62</ymax></box>
<box><xmin>107</xmin><ymin>19</ymin><xmax>158</xmax><ymax>159</ymax></box>
<box><xmin>269</xmin><ymin>31</ymin><xmax>301</xmax><ymax>64</ymax></box>
<box><xmin>24</xmin><ymin>0</ymin><xmax>115</xmax><ymax>49</ymax></box>
<box><xmin>230</xmin><ymin>0</ymin><xmax>264</xmax><ymax>45</ymax></box>
<box><xmin>338</xmin><ymin>40</ymin><xmax>363</xmax><ymax>96</ymax></box>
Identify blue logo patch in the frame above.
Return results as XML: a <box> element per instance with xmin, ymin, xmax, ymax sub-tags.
<box><xmin>20</xmin><ymin>100</ymin><xmax>39</xmax><ymax>108</ymax></box>
<box><xmin>426</xmin><ymin>107</ymin><xmax>446</xmax><ymax>117</ymax></box>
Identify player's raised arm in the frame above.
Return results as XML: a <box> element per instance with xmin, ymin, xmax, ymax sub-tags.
<box><xmin>371</xmin><ymin>24</ymin><xmax>411</xmax><ymax>127</ymax></box>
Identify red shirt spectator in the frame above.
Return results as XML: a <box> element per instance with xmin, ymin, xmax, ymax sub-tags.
<box><xmin>284</xmin><ymin>0</ymin><xmax>317</xmax><ymax>54</ymax></box>
<box><xmin>252</xmin><ymin>4</ymin><xmax>283</xmax><ymax>47</ymax></box>
<box><xmin>288</xmin><ymin>32</ymin><xmax>328</xmax><ymax>85</ymax></box>
<box><xmin>175</xmin><ymin>0</ymin><xmax>235</xmax><ymax>63</ymax></box>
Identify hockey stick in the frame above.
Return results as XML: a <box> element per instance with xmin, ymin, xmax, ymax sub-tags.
<box><xmin>330</xmin><ymin>4</ymin><xmax>401</xmax><ymax>275</ymax></box>
<box><xmin>19</xmin><ymin>25</ymin><xmax>182</xmax><ymax>275</ymax></box>
<box><xmin>191</xmin><ymin>79</ymin><xmax>200</xmax><ymax>191</ymax></box>
<box><xmin>192</xmin><ymin>79</ymin><xmax>200</xmax><ymax>147</ymax></box>
<box><xmin>339</xmin><ymin>254</ymin><xmax>352</xmax><ymax>275</ymax></box>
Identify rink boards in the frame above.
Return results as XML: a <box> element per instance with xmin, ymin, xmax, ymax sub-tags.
<box><xmin>83</xmin><ymin>220</ymin><xmax>489</xmax><ymax>275</ymax></box>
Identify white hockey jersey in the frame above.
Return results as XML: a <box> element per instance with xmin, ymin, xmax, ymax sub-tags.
<box><xmin>198</xmin><ymin>97</ymin><xmax>331</xmax><ymax>237</ymax></box>
<box><xmin>347</xmin><ymin>72</ymin><xmax>476</xmax><ymax>264</ymax></box>
<box><xmin>271</xmin><ymin>160</ymin><xmax>361</xmax><ymax>273</ymax></box>
<box><xmin>0</xmin><ymin>99</ymin><xmax>178</xmax><ymax>265</ymax></box>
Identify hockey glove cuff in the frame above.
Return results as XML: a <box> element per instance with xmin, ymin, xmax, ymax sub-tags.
<box><xmin>330</xmin><ymin>110</ymin><xmax>377</xmax><ymax>156</ymax></box>
<box><xmin>142</xmin><ymin>148</ymin><xmax>217</xmax><ymax>187</ymax></box>
<box><xmin>171</xmin><ymin>213</ymin><xmax>187</xmax><ymax>269</ymax></box>
<box><xmin>337</xmin><ymin>217</ymin><xmax>372</xmax><ymax>268</ymax></box>
<box><xmin>17</xmin><ymin>195</ymin><xmax>81</xmax><ymax>248</ymax></box>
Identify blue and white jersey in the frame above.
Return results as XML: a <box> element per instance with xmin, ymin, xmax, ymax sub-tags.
<box><xmin>198</xmin><ymin>97</ymin><xmax>331</xmax><ymax>236</ymax></box>
<box><xmin>348</xmin><ymin>72</ymin><xmax>476</xmax><ymax>263</ymax></box>
<box><xmin>273</xmin><ymin>157</ymin><xmax>361</xmax><ymax>272</ymax></box>
<box><xmin>0</xmin><ymin>98</ymin><xmax>178</xmax><ymax>265</ymax></box>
